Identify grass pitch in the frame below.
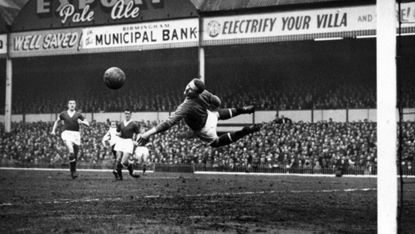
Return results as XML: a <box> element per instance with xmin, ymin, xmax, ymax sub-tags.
<box><xmin>0</xmin><ymin>169</ymin><xmax>410</xmax><ymax>233</ymax></box>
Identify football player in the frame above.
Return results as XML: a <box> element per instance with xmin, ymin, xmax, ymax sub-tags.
<box><xmin>51</xmin><ymin>99</ymin><xmax>89</xmax><ymax>179</ymax></box>
<box><xmin>113</xmin><ymin>109</ymin><xmax>141</xmax><ymax>180</ymax></box>
<box><xmin>137</xmin><ymin>78</ymin><xmax>262</xmax><ymax>147</ymax></box>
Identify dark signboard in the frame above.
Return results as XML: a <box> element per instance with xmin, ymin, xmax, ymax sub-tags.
<box><xmin>12</xmin><ymin>0</ymin><xmax>199</xmax><ymax>32</ymax></box>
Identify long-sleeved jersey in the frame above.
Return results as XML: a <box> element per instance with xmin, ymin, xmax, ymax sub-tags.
<box><xmin>117</xmin><ymin>120</ymin><xmax>140</xmax><ymax>139</ymax></box>
<box><xmin>59</xmin><ymin>111</ymin><xmax>85</xmax><ymax>131</ymax></box>
<box><xmin>155</xmin><ymin>90</ymin><xmax>221</xmax><ymax>133</ymax></box>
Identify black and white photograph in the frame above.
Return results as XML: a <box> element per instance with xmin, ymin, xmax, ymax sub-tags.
<box><xmin>0</xmin><ymin>0</ymin><xmax>414</xmax><ymax>233</ymax></box>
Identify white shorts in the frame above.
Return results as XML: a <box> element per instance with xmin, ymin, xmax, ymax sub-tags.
<box><xmin>61</xmin><ymin>130</ymin><xmax>81</xmax><ymax>146</ymax></box>
<box><xmin>134</xmin><ymin>146</ymin><xmax>150</xmax><ymax>163</ymax></box>
<box><xmin>196</xmin><ymin>110</ymin><xmax>219</xmax><ymax>144</ymax></box>
<box><xmin>114</xmin><ymin>138</ymin><xmax>134</xmax><ymax>154</ymax></box>
<box><xmin>109</xmin><ymin>136</ymin><xmax>120</xmax><ymax>147</ymax></box>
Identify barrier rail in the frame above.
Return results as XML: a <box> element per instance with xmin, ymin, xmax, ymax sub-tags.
<box><xmin>194</xmin><ymin>164</ymin><xmax>378</xmax><ymax>175</ymax></box>
<box><xmin>1</xmin><ymin>162</ymin><xmax>414</xmax><ymax>176</ymax></box>
<box><xmin>4</xmin><ymin>108</ymin><xmax>412</xmax><ymax>124</ymax></box>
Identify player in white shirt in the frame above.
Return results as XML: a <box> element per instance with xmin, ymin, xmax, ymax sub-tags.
<box><xmin>102</xmin><ymin>121</ymin><xmax>119</xmax><ymax>160</ymax></box>
<box><xmin>134</xmin><ymin>143</ymin><xmax>151</xmax><ymax>175</ymax></box>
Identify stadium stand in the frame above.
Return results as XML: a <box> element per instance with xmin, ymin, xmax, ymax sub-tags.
<box><xmin>2</xmin><ymin>38</ymin><xmax>414</xmax><ymax>114</ymax></box>
<box><xmin>0</xmin><ymin>40</ymin><xmax>388</xmax><ymax>114</ymax></box>
<box><xmin>1</xmin><ymin>59</ymin><xmax>378</xmax><ymax>113</ymax></box>
<box><xmin>1</xmin><ymin>120</ymin><xmax>413</xmax><ymax>174</ymax></box>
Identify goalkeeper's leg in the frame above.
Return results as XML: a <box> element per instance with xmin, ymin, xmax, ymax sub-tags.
<box><xmin>210</xmin><ymin>124</ymin><xmax>262</xmax><ymax>148</ymax></box>
<box><xmin>217</xmin><ymin>105</ymin><xmax>255</xmax><ymax>120</ymax></box>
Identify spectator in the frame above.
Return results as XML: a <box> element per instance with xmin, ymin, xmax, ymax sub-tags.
<box><xmin>2</xmin><ymin>69</ymin><xmax>383</xmax><ymax>114</ymax></box>
<box><xmin>1</xmin><ymin>120</ymin><xmax>414</xmax><ymax>173</ymax></box>
<box><xmin>274</xmin><ymin>113</ymin><xmax>293</xmax><ymax>124</ymax></box>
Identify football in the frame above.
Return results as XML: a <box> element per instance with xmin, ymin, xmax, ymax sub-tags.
<box><xmin>103</xmin><ymin>67</ymin><xmax>126</xmax><ymax>89</ymax></box>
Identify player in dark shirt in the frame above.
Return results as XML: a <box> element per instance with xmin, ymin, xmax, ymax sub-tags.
<box><xmin>138</xmin><ymin>78</ymin><xmax>262</xmax><ymax>147</ymax></box>
<box><xmin>51</xmin><ymin>100</ymin><xmax>89</xmax><ymax>179</ymax></box>
<box><xmin>113</xmin><ymin>109</ymin><xmax>140</xmax><ymax>180</ymax></box>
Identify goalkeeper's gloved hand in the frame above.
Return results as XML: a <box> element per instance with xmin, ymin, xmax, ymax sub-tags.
<box><xmin>136</xmin><ymin>135</ymin><xmax>149</xmax><ymax>146</ymax></box>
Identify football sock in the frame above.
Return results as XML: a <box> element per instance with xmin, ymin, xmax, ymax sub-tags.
<box><xmin>113</xmin><ymin>160</ymin><xmax>118</xmax><ymax>171</ymax></box>
<box><xmin>69</xmin><ymin>153</ymin><xmax>76</xmax><ymax>172</ymax></box>
<box><xmin>124</xmin><ymin>162</ymin><xmax>134</xmax><ymax>175</ymax></box>
<box><xmin>73</xmin><ymin>145</ymin><xmax>79</xmax><ymax>156</ymax></box>
<box><xmin>236</xmin><ymin>107</ymin><xmax>247</xmax><ymax>114</ymax></box>
<box><xmin>72</xmin><ymin>145</ymin><xmax>79</xmax><ymax>172</ymax></box>
<box><xmin>117</xmin><ymin>162</ymin><xmax>123</xmax><ymax>170</ymax></box>
<box><xmin>116</xmin><ymin>162</ymin><xmax>123</xmax><ymax>180</ymax></box>
<box><xmin>211</xmin><ymin>130</ymin><xmax>247</xmax><ymax>147</ymax></box>
<box><xmin>218</xmin><ymin>108</ymin><xmax>238</xmax><ymax>120</ymax></box>
<box><xmin>111</xmin><ymin>147</ymin><xmax>117</xmax><ymax>159</ymax></box>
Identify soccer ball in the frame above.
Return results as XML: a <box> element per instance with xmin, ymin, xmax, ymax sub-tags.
<box><xmin>103</xmin><ymin>67</ymin><xmax>126</xmax><ymax>89</ymax></box>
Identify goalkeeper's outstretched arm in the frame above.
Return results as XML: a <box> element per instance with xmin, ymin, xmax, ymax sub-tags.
<box><xmin>139</xmin><ymin>104</ymin><xmax>185</xmax><ymax>143</ymax></box>
<box><xmin>137</xmin><ymin>124</ymin><xmax>164</xmax><ymax>146</ymax></box>
<box><xmin>141</xmin><ymin>127</ymin><xmax>157</xmax><ymax>139</ymax></box>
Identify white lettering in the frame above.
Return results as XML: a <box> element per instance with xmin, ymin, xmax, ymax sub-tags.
<box><xmin>14</xmin><ymin>37</ymin><xmax>25</xmax><ymax>51</ymax></box>
<box><xmin>59</xmin><ymin>4</ymin><xmax>75</xmax><ymax>23</ymax></box>
<box><xmin>111</xmin><ymin>0</ymin><xmax>140</xmax><ymax>20</ymax></box>
<box><xmin>69</xmin><ymin>33</ymin><xmax>79</xmax><ymax>47</ymax></box>
<box><xmin>43</xmin><ymin>34</ymin><xmax>51</xmax><ymax>48</ymax></box>
<box><xmin>43</xmin><ymin>33</ymin><xmax>79</xmax><ymax>49</ymax></box>
<box><xmin>22</xmin><ymin>36</ymin><xmax>31</xmax><ymax>50</ymax></box>
<box><xmin>59</xmin><ymin>4</ymin><xmax>94</xmax><ymax>24</ymax></box>
<box><xmin>32</xmin><ymin>35</ymin><xmax>41</xmax><ymax>49</ymax></box>
<box><xmin>40</xmin><ymin>0</ymin><xmax>149</xmax><ymax>22</ymax></box>
<box><xmin>50</xmin><ymin>35</ymin><xmax>58</xmax><ymax>48</ymax></box>
<box><xmin>14</xmin><ymin>35</ymin><xmax>42</xmax><ymax>51</ymax></box>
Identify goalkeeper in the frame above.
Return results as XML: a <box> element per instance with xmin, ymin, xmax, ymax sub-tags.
<box><xmin>137</xmin><ymin>78</ymin><xmax>262</xmax><ymax>147</ymax></box>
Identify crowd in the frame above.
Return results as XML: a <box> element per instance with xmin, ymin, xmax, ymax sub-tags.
<box><xmin>1</xmin><ymin>120</ymin><xmax>413</xmax><ymax>171</ymax></box>
<box><xmin>1</xmin><ymin>77</ymin><xmax>379</xmax><ymax>114</ymax></box>
<box><xmin>0</xmin><ymin>121</ymin><xmax>108</xmax><ymax>166</ymax></box>
<box><xmin>0</xmin><ymin>63</ymin><xmax>383</xmax><ymax>114</ymax></box>
<box><xmin>149</xmin><ymin>120</ymin><xmax>379</xmax><ymax>172</ymax></box>
<box><xmin>7</xmin><ymin>48</ymin><xmax>415</xmax><ymax>114</ymax></box>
